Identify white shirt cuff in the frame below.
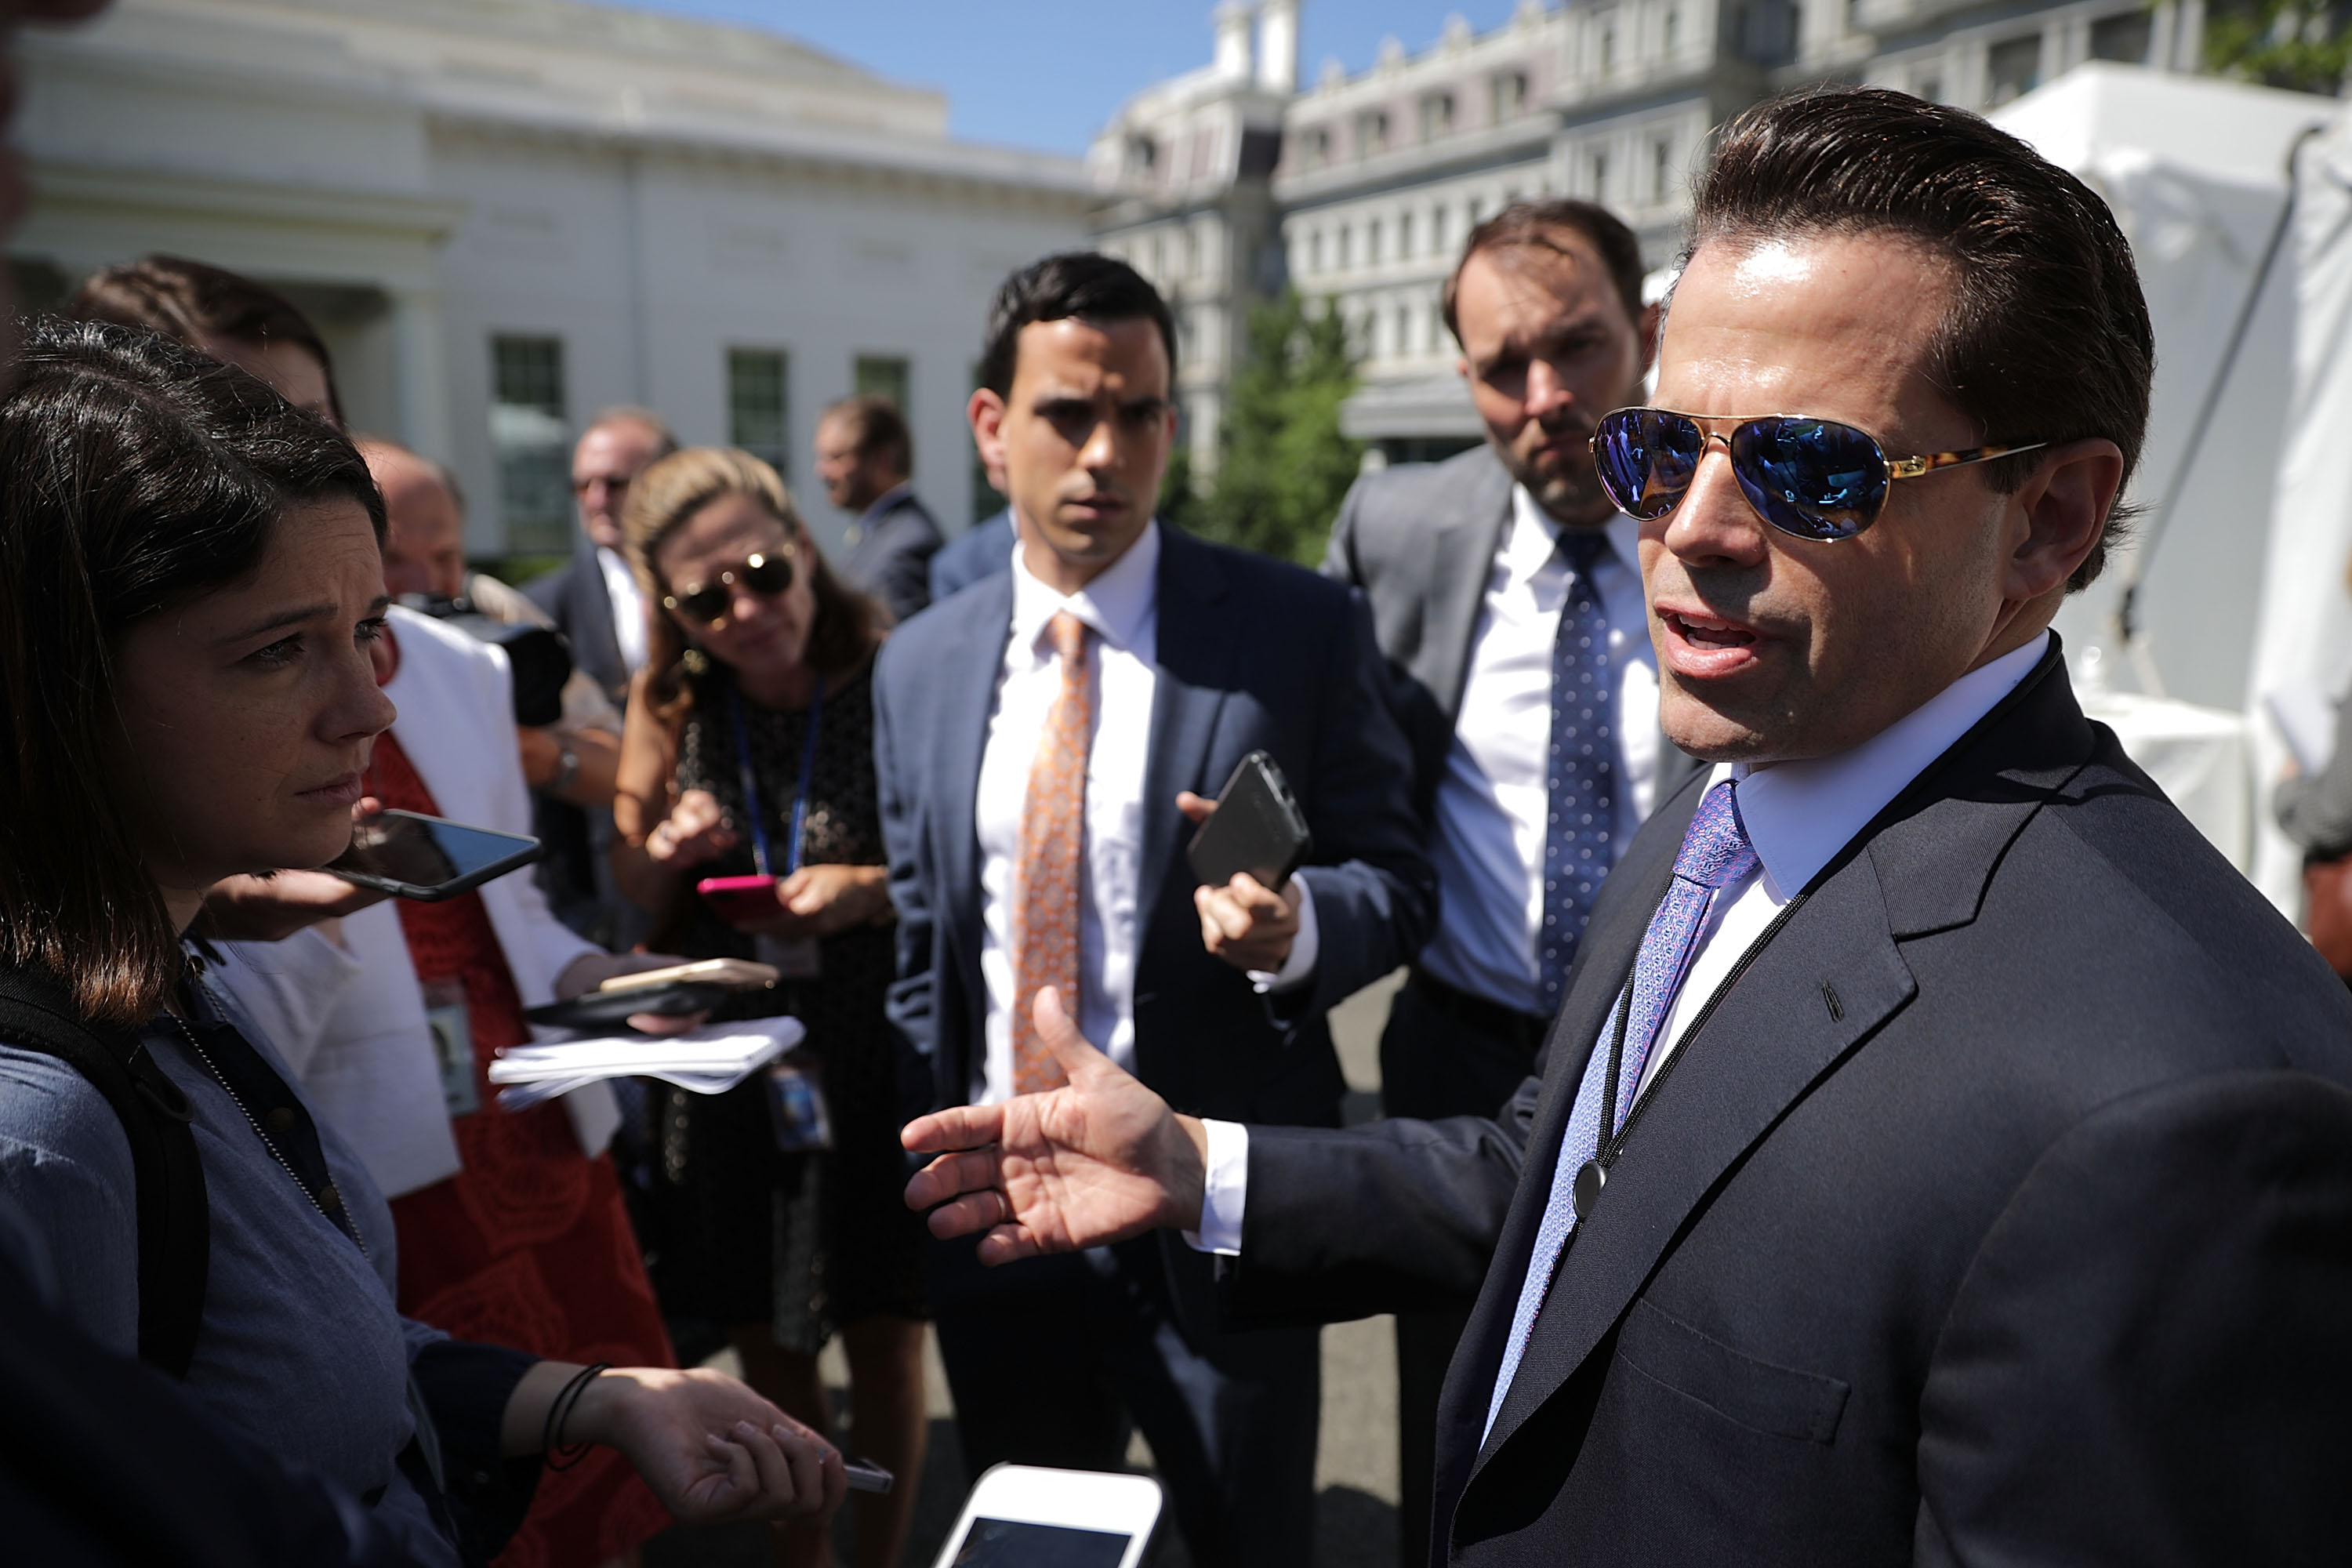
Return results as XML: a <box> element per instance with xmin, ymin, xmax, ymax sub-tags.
<box><xmin>1247</xmin><ymin>876</ymin><xmax>1319</xmax><ymax>994</ymax></box>
<box><xmin>1180</xmin><ymin>1118</ymin><xmax>1249</xmax><ymax>1257</ymax></box>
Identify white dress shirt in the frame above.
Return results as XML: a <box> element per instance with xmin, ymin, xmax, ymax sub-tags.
<box><xmin>598</xmin><ymin>544</ymin><xmax>648</xmax><ymax>676</ymax></box>
<box><xmin>1418</xmin><ymin>488</ymin><xmax>1658</xmax><ymax>1014</ymax></box>
<box><xmin>1191</xmin><ymin>630</ymin><xmax>2053</xmax><ymax>1254</ymax></box>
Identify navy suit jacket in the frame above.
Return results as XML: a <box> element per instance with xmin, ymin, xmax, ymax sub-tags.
<box><xmin>874</xmin><ymin>524</ymin><xmax>1436</xmax><ymax>1129</ymax></box>
<box><xmin>841</xmin><ymin>488</ymin><xmax>943</xmax><ymax>626</ymax></box>
<box><xmin>523</xmin><ymin>541</ymin><xmax>629</xmax><ymax>710</ymax></box>
<box><xmin>927</xmin><ymin>510</ymin><xmax>1016</xmax><ymax>605</ymax></box>
<box><xmin>1225</xmin><ymin>642</ymin><xmax>2352</xmax><ymax>1564</ymax></box>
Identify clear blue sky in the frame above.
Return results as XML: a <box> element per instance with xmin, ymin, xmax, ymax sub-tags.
<box><xmin>610</xmin><ymin>2</ymin><xmax>1530</xmax><ymax>155</ymax></box>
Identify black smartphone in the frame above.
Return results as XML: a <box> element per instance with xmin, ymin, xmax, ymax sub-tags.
<box><xmin>524</xmin><ymin>959</ymin><xmax>781</xmax><ymax>1030</ymax></box>
<box><xmin>326</xmin><ymin>809</ymin><xmax>542</xmax><ymax>902</ymax></box>
<box><xmin>522</xmin><ymin>981</ymin><xmax>731</xmax><ymax>1030</ymax></box>
<box><xmin>1186</xmin><ymin>751</ymin><xmax>1312</xmax><ymax>891</ymax></box>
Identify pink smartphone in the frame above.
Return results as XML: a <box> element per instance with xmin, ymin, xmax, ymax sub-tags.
<box><xmin>697</xmin><ymin>874</ymin><xmax>780</xmax><ymax>925</ymax></box>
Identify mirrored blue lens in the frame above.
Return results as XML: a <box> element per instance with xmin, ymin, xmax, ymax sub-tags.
<box><xmin>1593</xmin><ymin>408</ymin><xmax>1704</xmax><ymax>520</ymax></box>
<box><xmin>1728</xmin><ymin>417</ymin><xmax>1888</xmax><ymax>541</ymax></box>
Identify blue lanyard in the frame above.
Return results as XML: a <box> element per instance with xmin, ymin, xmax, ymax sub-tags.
<box><xmin>728</xmin><ymin>678</ymin><xmax>823</xmax><ymax>878</ymax></box>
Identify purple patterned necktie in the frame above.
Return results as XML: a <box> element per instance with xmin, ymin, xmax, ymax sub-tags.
<box><xmin>1484</xmin><ymin>779</ymin><xmax>1760</xmax><ymax>1441</ymax></box>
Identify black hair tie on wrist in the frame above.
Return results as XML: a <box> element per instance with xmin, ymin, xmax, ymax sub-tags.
<box><xmin>543</xmin><ymin>1362</ymin><xmax>612</xmax><ymax>1472</ymax></box>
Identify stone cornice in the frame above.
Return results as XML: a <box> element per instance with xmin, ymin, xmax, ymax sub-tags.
<box><xmin>1275</xmin><ymin>118</ymin><xmax>1558</xmax><ymax>204</ymax></box>
<box><xmin>419</xmin><ymin>107</ymin><xmax>1092</xmax><ymax>209</ymax></box>
<box><xmin>25</xmin><ymin>159</ymin><xmax>467</xmax><ymax>238</ymax></box>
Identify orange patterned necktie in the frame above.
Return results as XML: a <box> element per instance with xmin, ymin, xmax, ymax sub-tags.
<box><xmin>1011</xmin><ymin>611</ymin><xmax>1094</xmax><ymax>1093</ymax></box>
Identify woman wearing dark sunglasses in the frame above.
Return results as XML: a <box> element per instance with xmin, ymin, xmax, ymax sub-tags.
<box><xmin>610</xmin><ymin>448</ymin><xmax>927</xmax><ymax>1568</ymax></box>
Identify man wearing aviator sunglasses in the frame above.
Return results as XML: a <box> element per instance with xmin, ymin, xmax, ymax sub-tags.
<box><xmin>900</xmin><ymin>87</ymin><xmax>2352</xmax><ymax>1565</ymax></box>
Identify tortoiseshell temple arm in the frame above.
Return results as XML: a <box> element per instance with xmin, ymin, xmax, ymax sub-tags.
<box><xmin>1886</xmin><ymin>441</ymin><xmax>2047</xmax><ymax>481</ymax></box>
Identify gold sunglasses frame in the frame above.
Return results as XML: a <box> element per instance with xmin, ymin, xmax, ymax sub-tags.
<box><xmin>661</xmin><ymin>546</ymin><xmax>797</xmax><ymax>629</ymax></box>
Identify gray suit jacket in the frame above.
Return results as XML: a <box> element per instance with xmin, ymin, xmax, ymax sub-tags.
<box><xmin>1321</xmin><ymin>443</ymin><xmax>1704</xmax><ymax>822</ymax></box>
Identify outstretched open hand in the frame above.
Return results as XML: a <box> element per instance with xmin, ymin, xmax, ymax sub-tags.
<box><xmin>901</xmin><ymin>987</ymin><xmax>1209</xmax><ymax>1265</ymax></box>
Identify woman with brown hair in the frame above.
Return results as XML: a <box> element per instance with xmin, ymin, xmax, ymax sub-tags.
<box><xmin>0</xmin><ymin>319</ymin><xmax>844</xmax><ymax>1568</ymax></box>
<box><xmin>71</xmin><ymin>255</ymin><xmax>699</xmax><ymax>1566</ymax></box>
<box><xmin>610</xmin><ymin>449</ymin><xmax>927</xmax><ymax>1568</ymax></box>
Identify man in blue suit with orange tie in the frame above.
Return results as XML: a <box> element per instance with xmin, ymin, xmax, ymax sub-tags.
<box><xmin>873</xmin><ymin>252</ymin><xmax>1434</xmax><ymax>1565</ymax></box>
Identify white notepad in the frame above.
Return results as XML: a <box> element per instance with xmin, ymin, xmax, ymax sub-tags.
<box><xmin>489</xmin><ymin>1016</ymin><xmax>804</xmax><ymax>1109</ymax></box>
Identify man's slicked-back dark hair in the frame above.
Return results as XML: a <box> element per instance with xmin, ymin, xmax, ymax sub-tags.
<box><xmin>1689</xmin><ymin>86</ymin><xmax>2154</xmax><ymax>591</ymax></box>
<box><xmin>0</xmin><ymin>319</ymin><xmax>385</xmax><ymax>1025</ymax></box>
<box><xmin>980</xmin><ymin>251</ymin><xmax>1178</xmax><ymax>397</ymax></box>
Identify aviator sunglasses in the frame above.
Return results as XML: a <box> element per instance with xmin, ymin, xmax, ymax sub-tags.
<box><xmin>1590</xmin><ymin>407</ymin><xmax>2046</xmax><ymax>543</ymax></box>
<box><xmin>662</xmin><ymin>549</ymin><xmax>795</xmax><ymax>626</ymax></box>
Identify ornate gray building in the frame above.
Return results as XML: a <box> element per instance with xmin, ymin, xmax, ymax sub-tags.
<box><xmin>1092</xmin><ymin>0</ymin><xmax>2210</xmax><ymax>466</ymax></box>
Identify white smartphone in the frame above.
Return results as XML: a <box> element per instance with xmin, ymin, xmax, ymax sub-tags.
<box><xmin>929</xmin><ymin>1465</ymin><xmax>1163</xmax><ymax>1568</ymax></box>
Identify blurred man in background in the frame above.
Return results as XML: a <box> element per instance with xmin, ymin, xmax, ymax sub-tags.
<box><xmin>527</xmin><ymin>407</ymin><xmax>677</xmax><ymax>946</ymax></box>
<box><xmin>366</xmin><ymin>436</ymin><xmax>622</xmax><ymax>814</ymax></box>
<box><xmin>817</xmin><ymin>392</ymin><xmax>942</xmax><ymax>623</ymax></box>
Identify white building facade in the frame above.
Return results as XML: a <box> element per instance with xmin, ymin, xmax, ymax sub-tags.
<box><xmin>1097</xmin><ymin>0</ymin><xmax>2214</xmax><ymax>461</ymax></box>
<box><xmin>14</xmin><ymin>0</ymin><xmax>1094</xmax><ymax>557</ymax></box>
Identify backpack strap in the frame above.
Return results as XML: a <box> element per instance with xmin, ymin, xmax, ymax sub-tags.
<box><xmin>0</xmin><ymin>968</ymin><xmax>209</xmax><ymax>1377</ymax></box>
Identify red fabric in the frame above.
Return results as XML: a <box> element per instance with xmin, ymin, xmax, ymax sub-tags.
<box><xmin>368</xmin><ymin>730</ymin><xmax>675</xmax><ymax>1565</ymax></box>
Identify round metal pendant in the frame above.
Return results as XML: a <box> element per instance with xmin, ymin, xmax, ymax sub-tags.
<box><xmin>1573</xmin><ymin>1158</ymin><xmax>1606</xmax><ymax>1217</ymax></box>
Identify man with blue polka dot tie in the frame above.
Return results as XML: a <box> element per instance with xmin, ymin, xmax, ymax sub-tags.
<box><xmin>1321</xmin><ymin>199</ymin><xmax>1704</xmax><ymax>1556</ymax></box>
<box><xmin>1540</xmin><ymin>529</ymin><xmax>1619</xmax><ymax>1007</ymax></box>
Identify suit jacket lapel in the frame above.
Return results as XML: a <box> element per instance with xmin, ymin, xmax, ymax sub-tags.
<box><xmin>1137</xmin><ymin>529</ymin><xmax>1236</xmax><ymax>931</ymax></box>
<box><xmin>1475</xmin><ymin>855</ymin><xmax>1919</xmax><ymax>1463</ymax></box>
<box><xmin>935</xmin><ymin>575</ymin><xmax>1014</xmax><ymax>1076</ymax></box>
<box><xmin>571</xmin><ymin>542</ymin><xmax>626</xmax><ymax>699</ymax></box>
<box><xmin>1425</xmin><ymin>458</ymin><xmax>1515</xmax><ymax>725</ymax></box>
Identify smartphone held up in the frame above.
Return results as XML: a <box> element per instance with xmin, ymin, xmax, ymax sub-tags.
<box><xmin>326</xmin><ymin>808</ymin><xmax>540</xmax><ymax>902</ymax></box>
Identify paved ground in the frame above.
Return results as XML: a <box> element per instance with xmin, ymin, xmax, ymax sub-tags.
<box><xmin>646</xmin><ymin>973</ymin><xmax>1409</xmax><ymax>1568</ymax></box>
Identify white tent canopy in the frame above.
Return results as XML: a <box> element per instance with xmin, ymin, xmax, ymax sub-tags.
<box><xmin>1991</xmin><ymin>65</ymin><xmax>2339</xmax><ymax>901</ymax></box>
<box><xmin>2245</xmin><ymin>112</ymin><xmax>2352</xmax><ymax>909</ymax></box>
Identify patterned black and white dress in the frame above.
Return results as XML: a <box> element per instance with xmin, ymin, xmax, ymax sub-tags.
<box><xmin>637</xmin><ymin>653</ymin><xmax>924</xmax><ymax>1352</ymax></box>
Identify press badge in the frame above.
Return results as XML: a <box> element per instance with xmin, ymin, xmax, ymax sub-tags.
<box><xmin>765</xmin><ymin>1054</ymin><xmax>834</xmax><ymax>1152</ymax></box>
<box><xmin>421</xmin><ymin>976</ymin><xmax>481</xmax><ymax>1118</ymax></box>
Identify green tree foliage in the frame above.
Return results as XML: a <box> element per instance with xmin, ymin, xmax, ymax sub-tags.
<box><xmin>2206</xmin><ymin>0</ymin><xmax>2352</xmax><ymax>93</ymax></box>
<box><xmin>1156</xmin><ymin>441</ymin><xmax>1206</xmax><ymax>534</ymax></box>
<box><xmin>1188</xmin><ymin>290</ymin><xmax>1364</xmax><ymax>567</ymax></box>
